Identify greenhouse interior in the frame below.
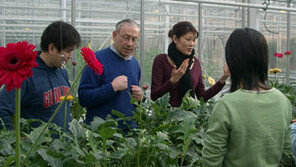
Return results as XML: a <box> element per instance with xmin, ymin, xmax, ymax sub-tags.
<box><xmin>1</xmin><ymin>0</ymin><xmax>296</xmax><ymax>166</ymax></box>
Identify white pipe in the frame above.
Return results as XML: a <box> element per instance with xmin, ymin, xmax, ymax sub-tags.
<box><xmin>171</xmin><ymin>0</ymin><xmax>296</xmax><ymax>12</ymax></box>
<box><xmin>140</xmin><ymin>0</ymin><xmax>145</xmax><ymax>87</ymax></box>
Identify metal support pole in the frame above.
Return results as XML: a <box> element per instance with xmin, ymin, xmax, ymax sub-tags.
<box><xmin>241</xmin><ymin>0</ymin><xmax>246</xmax><ymax>28</ymax></box>
<box><xmin>140</xmin><ymin>0</ymin><xmax>145</xmax><ymax>87</ymax></box>
<box><xmin>1</xmin><ymin>0</ymin><xmax>5</xmax><ymax>46</ymax></box>
<box><xmin>164</xmin><ymin>4</ymin><xmax>169</xmax><ymax>53</ymax></box>
<box><xmin>286</xmin><ymin>0</ymin><xmax>291</xmax><ymax>85</ymax></box>
<box><xmin>248</xmin><ymin>0</ymin><xmax>259</xmax><ymax>30</ymax></box>
<box><xmin>71</xmin><ymin>0</ymin><xmax>77</xmax><ymax>86</ymax></box>
<box><xmin>198</xmin><ymin>3</ymin><xmax>203</xmax><ymax>61</ymax></box>
<box><xmin>247</xmin><ymin>0</ymin><xmax>250</xmax><ymax>28</ymax></box>
<box><xmin>62</xmin><ymin>0</ymin><xmax>67</xmax><ymax>21</ymax></box>
<box><xmin>71</xmin><ymin>0</ymin><xmax>76</xmax><ymax>27</ymax></box>
<box><xmin>276</xmin><ymin>25</ymin><xmax>279</xmax><ymax>68</ymax></box>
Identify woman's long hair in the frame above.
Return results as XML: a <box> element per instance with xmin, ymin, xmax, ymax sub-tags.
<box><xmin>225</xmin><ymin>28</ymin><xmax>269</xmax><ymax>92</ymax></box>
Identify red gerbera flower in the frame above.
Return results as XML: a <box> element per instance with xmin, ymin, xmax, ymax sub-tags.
<box><xmin>284</xmin><ymin>50</ymin><xmax>292</xmax><ymax>55</ymax></box>
<box><xmin>274</xmin><ymin>52</ymin><xmax>284</xmax><ymax>58</ymax></box>
<box><xmin>80</xmin><ymin>47</ymin><xmax>104</xmax><ymax>75</ymax></box>
<box><xmin>0</xmin><ymin>41</ymin><xmax>38</xmax><ymax>92</ymax></box>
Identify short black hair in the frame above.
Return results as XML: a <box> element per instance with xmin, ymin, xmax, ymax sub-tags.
<box><xmin>226</xmin><ymin>28</ymin><xmax>269</xmax><ymax>92</ymax></box>
<box><xmin>41</xmin><ymin>21</ymin><xmax>81</xmax><ymax>52</ymax></box>
<box><xmin>168</xmin><ymin>21</ymin><xmax>198</xmax><ymax>39</ymax></box>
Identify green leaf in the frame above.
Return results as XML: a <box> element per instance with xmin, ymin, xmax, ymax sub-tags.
<box><xmin>180</xmin><ymin>91</ymin><xmax>200</xmax><ymax>110</ymax></box>
<box><xmin>86</xmin><ymin>130</ymin><xmax>99</xmax><ymax>152</ymax></box>
<box><xmin>2</xmin><ymin>155</ymin><xmax>15</xmax><ymax>167</ymax></box>
<box><xmin>106</xmin><ymin>139</ymin><xmax>115</xmax><ymax>147</ymax></box>
<box><xmin>24</xmin><ymin>124</ymin><xmax>51</xmax><ymax>145</ymax></box>
<box><xmin>155</xmin><ymin>93</ymin><xmax>170</xmax><ymax>107</ymax></box>
<box><xmin>92</xmin><ymin>150</ymin><xmax>103</xmax><ymax>160</ymax></box>
<box><xmin>130</xmin><ymin>96</ymin><xmax>139</xmax><ymax>106</ymax></box>
<box><xmin>90</xmin><ymin>117</ymin><xmax>105</xmax><ymax>131</ymax></box>
<box><xmin>37</xmin><ymin>149</ymin><xmax>63</xmax><ymax>167</ymax></box>
<box><xmin>175</xmin><ymin>116</ymin><xmax>196</xmax><ymax>140</ymax></box>
<box><xmin>74</xmin><ymin>146</ymin><xmax>86</xmax><ymax>157</ymax></box>
<box><xmin>114</xmin><ymin>133</ymin><xmax>123</xmax><ymax>139</ymax></box>
<box><xmin>84</xmin><ymin>153</ymin><xmax>97</xmax><ymax>165</ymax></box>
<box><xmin>168</xmin><ymin>147</ymin><xmax>179</xmax><ymax>159</ymax></box>
<box><xmin>98</xmin><ymin>127</ymin><xmax>117</xmax><ymax>141</ymax></box>
<box><xmin>156</xmin><ymin>131</ymin><xmax>169</xmax><ymax>141</ymax></box>
<box><xmin>125</xmin><ymin>137</ymin><xmax>137</xmax><ymax>149</ymax></box>
<box><xmin>157</xmin><ymin>143</ymin><xmax>169</xmax><ymax>151</ymax></box>
<box><xmin>69</xmin><ymin>119</ymin><xmax>85</xmax><ymax>139</ymax></box>
<box><xmin>0</xmin><ymin>139</ymin><xmax>14</xmax><ymax>155</ymax></box>
<box><xmin>110</xmin><ymin>149</ymin><xmax>125</xmax><ymax>159</ymax></box>
<box><xmin>111</xmin><ymin>110</ymin><xmax>125</xmax><ymax>118</ymax></box>
<box><xmin>51</xmin><ymin>139</ymin><xmax>65</xmax><ymax>151</ymax></box>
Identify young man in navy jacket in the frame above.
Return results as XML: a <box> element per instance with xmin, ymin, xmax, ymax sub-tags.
<box><xmin>0</xmin><ymin>21</ymin><xmax>81</xmax><ymax>130</ymax></box>
<box><xmin>78</xmin><ymin>19</ymin><xmax>143</xmax><ymax>130</ymax></box>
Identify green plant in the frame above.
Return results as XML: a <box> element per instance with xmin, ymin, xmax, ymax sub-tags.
<box><xmin>0</xmin><ymin>92</ymin><xmax>212</xmax><ymax>166</ymax></box>
<box><xmin>270</xmin><ymin>81</ymin><xmax>296</xmax><ymax>118</ymax></box>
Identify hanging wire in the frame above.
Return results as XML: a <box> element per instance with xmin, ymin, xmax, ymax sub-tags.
<box><xmin>158</xmin><ymin>0</ymin><xmax>170</xmax><ymax>16</ymax></box>
<box><xmin>262</xmin><ymin>0</ymin><xmax>279</xmax><ymax>34</ymax></box>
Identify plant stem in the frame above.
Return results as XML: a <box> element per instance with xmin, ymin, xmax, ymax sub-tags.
<box><xmin>63</xmin><ymin>102</ymin><xmax>68</xmax><ymax>141</ymax></box>
<box><xmin>138</xmin><ymin>94</ymin><xmax>144</xmax><ymax>129</ymax></box>
<box><xmin>181</xmin><ymin>138</ymin><xmax>190</xmax><ymax>166</ymax></box>
<box><xmin>15</xmin><ymin>88</ymin><xmax>21</xmax><ymax>167</ymax></box>
<box><xmin>22</xmin><ymin>65</ymin><xmax>85</xmax><ymax>165</ymax></box>
<box><xmin>145</xmin><ymin>147</ymin><xmax>156</xmax><ymax>166</ymax></box>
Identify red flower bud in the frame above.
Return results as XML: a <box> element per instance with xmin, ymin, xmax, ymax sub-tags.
<box><xmin>143</xmin><ymin>85</ymin><xmax>148</xmax><ymax>90</ymax></box>
<box><xmin>284</xmin><ymin>50</ymin><xmax>292</xmax><ymax>55</ymax></box>
<box><xmin>274</xmin><ymin>53</ymin><xmax>284</xmax><ymax>58</ymax></box>
<box><xmin>72</xmin><ymin>61</ymin><xmax>76</xmax><ymax>66</ymax></box>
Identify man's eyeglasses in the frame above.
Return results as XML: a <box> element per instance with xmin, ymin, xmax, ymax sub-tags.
<box><xmin>120</xmin><ymin>34</ymin><xmax>138</xmax><ymax>43</ymax></box>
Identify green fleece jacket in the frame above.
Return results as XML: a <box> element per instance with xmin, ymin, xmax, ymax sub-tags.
<box><xmin>202</xmin><ymin>88</ymin><xmax>292</xmax><ymax>167</ymax></box>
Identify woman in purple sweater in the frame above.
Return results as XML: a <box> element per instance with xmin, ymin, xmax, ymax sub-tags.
<box><xmin>151</xmin><ymin>21</ymin><xmax>229</xmax><ymax>107</ymax></box>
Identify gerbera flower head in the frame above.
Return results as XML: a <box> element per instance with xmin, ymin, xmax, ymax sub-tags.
<box><xmin>269</xmin><ymin>67</ymin><xmax>282</xmax><ymax>74</ymax></box>
<box><xmin>80</xmin><ymin>47</ymin><xmax>103</xmax><ymax>75</ymax></box>
<box><xmin>207</xmin><ymin>77</ymin><xmax>216</xmax><ymax>86</ymax></box>
<box><xmin>284</xmin><ymin>50</ymin><xmax>292</xmax><ymax>55</ymax></box>
<box><xmin>0</xmin><ymin>41</ymin><xmax>38</xmax><ymax>92</ymax></box>
<box><xmin>274</xmin><ymin>52</ymin><xmax>284</xmax><ymax>58</ymax></box>
<box><xmin>60</xmin><ymin>95</ymin><xmax>74</xmax><ymax>101</ymax></box>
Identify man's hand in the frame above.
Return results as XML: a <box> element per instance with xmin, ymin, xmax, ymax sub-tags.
<box><xmin>131</xmin><ymin>85</ymin><xmax>143</xmax><ymax>101</ymax></box>
<box><xmin>111</xmin><ymin>75</ymin><xmax>128</xmax><ymax>92</ymax></box>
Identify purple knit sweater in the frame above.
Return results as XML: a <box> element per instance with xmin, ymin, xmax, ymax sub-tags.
<box><xmin>151</xmin><ymin>54</ymin><xmax>225</xmax><ymax>107</ymax></box>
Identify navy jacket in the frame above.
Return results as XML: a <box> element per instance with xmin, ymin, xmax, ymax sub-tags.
<box><xmin>0</xmin><ymin>53</ymin><xmax>71</xmax><ymax>130</ymax></box>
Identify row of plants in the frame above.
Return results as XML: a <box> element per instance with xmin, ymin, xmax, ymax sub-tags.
<box><xmin>1</xmin><ymin>79</ymin><xmax>296</xmax><ymax>166</ymax></box>
<box><xmin>0</xmin><ymin>92</ymin><xmax>214</xmax><ymax>167</ymax></box>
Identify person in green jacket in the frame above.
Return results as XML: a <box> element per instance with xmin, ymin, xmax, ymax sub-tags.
<box><xmin>202</xmin><ymin>28</ymin><xmax>293</xmax><ymax>167</ymax></box>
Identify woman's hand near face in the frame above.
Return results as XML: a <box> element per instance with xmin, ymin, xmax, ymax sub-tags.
<box><xmin>219</xmin><ymin>63</ymin><xmax>230</xmax><ymax>84</ymax></box>
<box><xmin>169</xmin><ymin>59</ymin><xmax>189</xmax><ymax>85</ymax></box>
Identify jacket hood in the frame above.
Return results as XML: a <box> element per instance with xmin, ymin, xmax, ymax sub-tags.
<box><xmin>36</xmin><ymin>51</ymin><xmax>58</xmax><ymax>71</ymax></box>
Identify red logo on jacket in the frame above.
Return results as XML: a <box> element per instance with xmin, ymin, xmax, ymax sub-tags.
<box><xmin>43</xmin><ymin>86</ymin><xmax>70</xmax><ymax>108</ymax></box>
